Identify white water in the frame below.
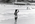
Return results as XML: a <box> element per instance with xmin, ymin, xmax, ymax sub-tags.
<box><xmin>0</xmin><ymin>4</ymin><xmax>35</xmax><ymax>24</ymax></box>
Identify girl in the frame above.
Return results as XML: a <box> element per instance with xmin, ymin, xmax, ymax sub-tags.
<box><xmin>14</xmin><ymin>9</ymin><xmax>19</xmax><ymax>24</ymax></box>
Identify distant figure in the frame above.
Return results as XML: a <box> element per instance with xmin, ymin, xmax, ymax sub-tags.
<box><xmin>27</xmin><ymin>7</ymin><xmax>29</xmax><ymax>10</ymax></box>
<box><xmin>14</xmin><ymin>9</ymin><xmax>19</xmax><ymax>24</ymax></box>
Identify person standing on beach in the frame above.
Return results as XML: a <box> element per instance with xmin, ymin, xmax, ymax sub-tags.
<box><xmin>14</xmin><ymin>9</ymin><xmax>19</xmax><ymax>24</ymax></box>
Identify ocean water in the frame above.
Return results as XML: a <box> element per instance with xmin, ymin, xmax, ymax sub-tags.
<box><xmin>0</xmin><ymin>9</ymin><xmax>35</xmax><ymax>24</ymax></box>
<box><xmin>0</xmin><ymin>5</ymin><xmax>35</xmax><ymax>24</ymax></box>
<box><xmin>0</xmin><ymin>12</ymin><xmax>35</xmax><ymax>24</ymax></box>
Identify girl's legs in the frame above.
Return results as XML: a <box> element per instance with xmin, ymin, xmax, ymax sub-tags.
<box><xmin>15</xmin><ymin>17</ymin><xmax>17</xmax><ymax>24</ymax></box>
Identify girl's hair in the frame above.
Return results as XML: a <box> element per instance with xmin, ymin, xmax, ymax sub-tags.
<box><xmin>15</xmin><ymin>9</ymin><xmax>18</xmax><ymax>12</ymax></box>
